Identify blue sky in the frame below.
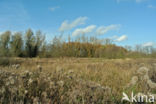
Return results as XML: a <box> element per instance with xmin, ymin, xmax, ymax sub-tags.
<box><xmin>0</xmin><ymin>0</ymin><xmax>156</xmax><ymax>47</ymax></box>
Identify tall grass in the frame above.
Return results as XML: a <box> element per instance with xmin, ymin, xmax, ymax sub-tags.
<box><xmin>0</xmin><ymin>57</ymin><xmax>21</xmax><ymax>66</ymax></box>
<box><xmin>0</xmin><ymin>58</ymin><xmax>155</xmax><ymax>103</ymax></box>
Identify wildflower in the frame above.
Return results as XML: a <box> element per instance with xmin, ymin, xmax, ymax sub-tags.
<box><xmin>28</xmin><ymin>78</ymin><xmax>33</xmax><ymax>84</ymax></box>
<box><xmin>25</xmin><ymin>90</ymin><xmax>28</xmax><ymax>94</ymax></box>
<box><xmin>58</xmin><ymin>81</ymin><xmax>64</xmax><ymax>87</ymax></box>
<box><xmin>137</xmin><ymin>67</ymin><xmax>149</xmax><ymax>76</ymax></box>
<box><xmin>130</xmin><ymin>76</ymin><xmax>138</xmax><ymax>85</ymax></box>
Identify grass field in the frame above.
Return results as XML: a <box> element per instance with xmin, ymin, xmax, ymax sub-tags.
<box><xmin>0</xmin><ymin>58</ymin><xmax>156</xmax><ymax>104</ymax></box>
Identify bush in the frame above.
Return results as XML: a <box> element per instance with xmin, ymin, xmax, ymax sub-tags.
<box><xmin>148</xmin><ymin>65</ymin><xmax>156</xmax><ymax>83</ymax></box>
<box><xmin>0</xmin><ymin>58</ymin><xmax>10</xmax><ymax>66</ymax></box>
<box><xmin>0</xmin><ymin>58</ymin><xmax>21</xmax><ymax>66</ymax></box>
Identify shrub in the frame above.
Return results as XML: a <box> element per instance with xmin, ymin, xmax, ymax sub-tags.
<box><xmin>0</xmin><ymin>58</ymin><xmax>10</xmax><ymax>66</ymax></box>
<box><xmin>0</xmin><ymin>58</ymin><xmax>21</xmax><ymax>66</ymax></box>
<box><xmin>148</xmin><ymin>65</ymin><xmax>156</xmax><ymax>83</ymax></box>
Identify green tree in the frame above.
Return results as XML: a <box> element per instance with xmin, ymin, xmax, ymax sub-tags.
<box><xmin>10</xmin><ymin>32</ymin><xmax>23</xmax><ymax>57</ymax></box>
<box><xmin>25</xmin><ymin>29</ymin><xmax>45</xmax><ymax>57</ymax></box>
<box><xmin>51</xmin><ymin>35</ymin><xmax>63</xmax><ymax>57</ymax></box>
<box><xmin>25</xmin><ymin>29</ymin><xmax>35</xmax><ymax>57</ymax></box>
<box><xmin>0</xmin><ymin>31</ymin><xmax>11</xmax><ymax>56</ymax></box>
<box><xmin>33</xmin><ymin>30</ymin><xmax>45</xmax><ymax>57</ymax></box>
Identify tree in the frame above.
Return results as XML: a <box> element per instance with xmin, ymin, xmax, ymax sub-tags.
<box><xmin>0</xmin><ymin>31</ymin><xmax>11</xmax><ymax>56</ymax></box>
<box><xmin>51</xmin><ymin>35</ymin><xmax>63</xmax><ymax>57</ymax></box>
<box><xmin>25</xmin><ymin>29</ymin><xmax>45</xmax><ymax>57</ymax></box>
<box><xmin>25</xmin><ymin>29</ymin><xmax>35</xmax><ymax>57</ymax></box>
<box><xmin>39</xmin><ymin>42</ymin><xmax>48</xmax><ymax>57</ymax></box>
<box><xmin>102</xmin><ymin>38</ymin><xmax>113</xmax><ymax>45</ymax></box>
<box><xmin>33</xmin><ymin>30</ymin><xmax>45</xmax><ymax>57</ymax></box>
<box><xmin>10</xmin><ymin>32</ymin><xmax>23</xmax><ymax>57</ymax></box>
<box><xmin>151</xmin><ymin>47</ymin><xmax>156</xmax><ymax>57</ymax></box>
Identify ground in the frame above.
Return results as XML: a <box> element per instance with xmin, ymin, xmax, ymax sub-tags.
<box><xmin>0</xmin><ymin>58</ymin><xmax>156</xmax><ymax>104</ymax></box>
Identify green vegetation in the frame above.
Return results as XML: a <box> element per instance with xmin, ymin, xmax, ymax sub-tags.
<box><xmin>0</xmin><ymin>29</ymin><xmax>156</xmax><ymax>58</ymax></box>
<box><xmin>0</xmin><ymin>58</ymin><xmax>21</xmax><ymax>66</ymax></box>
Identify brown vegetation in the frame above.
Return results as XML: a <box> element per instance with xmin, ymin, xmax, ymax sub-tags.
<box><xmin>0</xmin><ymin>29</ymin><xmax>156</xmax><ymax>58</ymax></box>
<box><xmin>0</xmin><ymin>58</ymin><xmax>156</xmax><ymax>103</ymax></box>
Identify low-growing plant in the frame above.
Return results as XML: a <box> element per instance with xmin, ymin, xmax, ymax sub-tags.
<box><xmin>0</xmin><ymin>58</ymin><xmax>21</xmax><ymax>66</ymax></box>
<box><xmin>0</xmin><ymin>58</ymin><xmax>10</xmax><ymax>66</ymax></box>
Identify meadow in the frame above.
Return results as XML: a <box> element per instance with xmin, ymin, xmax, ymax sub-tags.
<box><xmin>0</xmin><ymin>58</ymin><xmax>156</xmax><ymax>104</ymax></box>
<box><xmin>1</xmin><ymin>0</ymin><xmax>156</xmax><ymax>103</ymax></box>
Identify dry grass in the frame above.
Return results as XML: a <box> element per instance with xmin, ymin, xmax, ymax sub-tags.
<box><xmin>0</xmin><ymin>58</ymin><xmax>156</xmax><ymax>103</ymax></box>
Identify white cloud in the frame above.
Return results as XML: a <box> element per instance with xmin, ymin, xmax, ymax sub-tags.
<box><xmin>96</xmin><ymin>24</ymin><xmax>121</xmax><ymax>35</ymax></box>
<box><xmin>49</xmin><ymin>6</ymin><xmax>60</xmax><ymax>12</ymax></box>
<box><xmin>72</xmin><ymin>25</ymin><xmax>96</xmax><ymax>36</ymax></box>
<box><xmin>117</xmin><ymin>0</ymin><xmax>148</xmax><ymax>3</ymax></box>
<box><xmin>136</xmin><ymin>0</ymin><xmax>147</xmax><ymax>3</ymax></box>
<box><xmin>142</xmin><ymin>42</ymin><xmax>155</xmax><ymax>47</ymax></box>
<box><xmin>116</xmin><ymin>35</ymin><xmax>128</xmax><ymax>42</ymax></box>
<box><xmin>59</xmin><ymin>17</ymin><xmax>88</xmax><ymax>32</ymax></box>
<box><xmin>148</xmin><ymin>5</ymin><xmax>156</xmax><ymax>9</ymax></box>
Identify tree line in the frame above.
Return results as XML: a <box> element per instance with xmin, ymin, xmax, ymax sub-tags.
<box><xmin>0</xmin><ymin>29</ymin><xmax>156</xmax><ymax>58</ymax></box>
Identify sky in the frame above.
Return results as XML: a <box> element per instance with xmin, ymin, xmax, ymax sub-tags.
<box><xmin>0</xmin><ymin>0</ymin><xmax>156</xmax><ymax>47</ymax></box>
